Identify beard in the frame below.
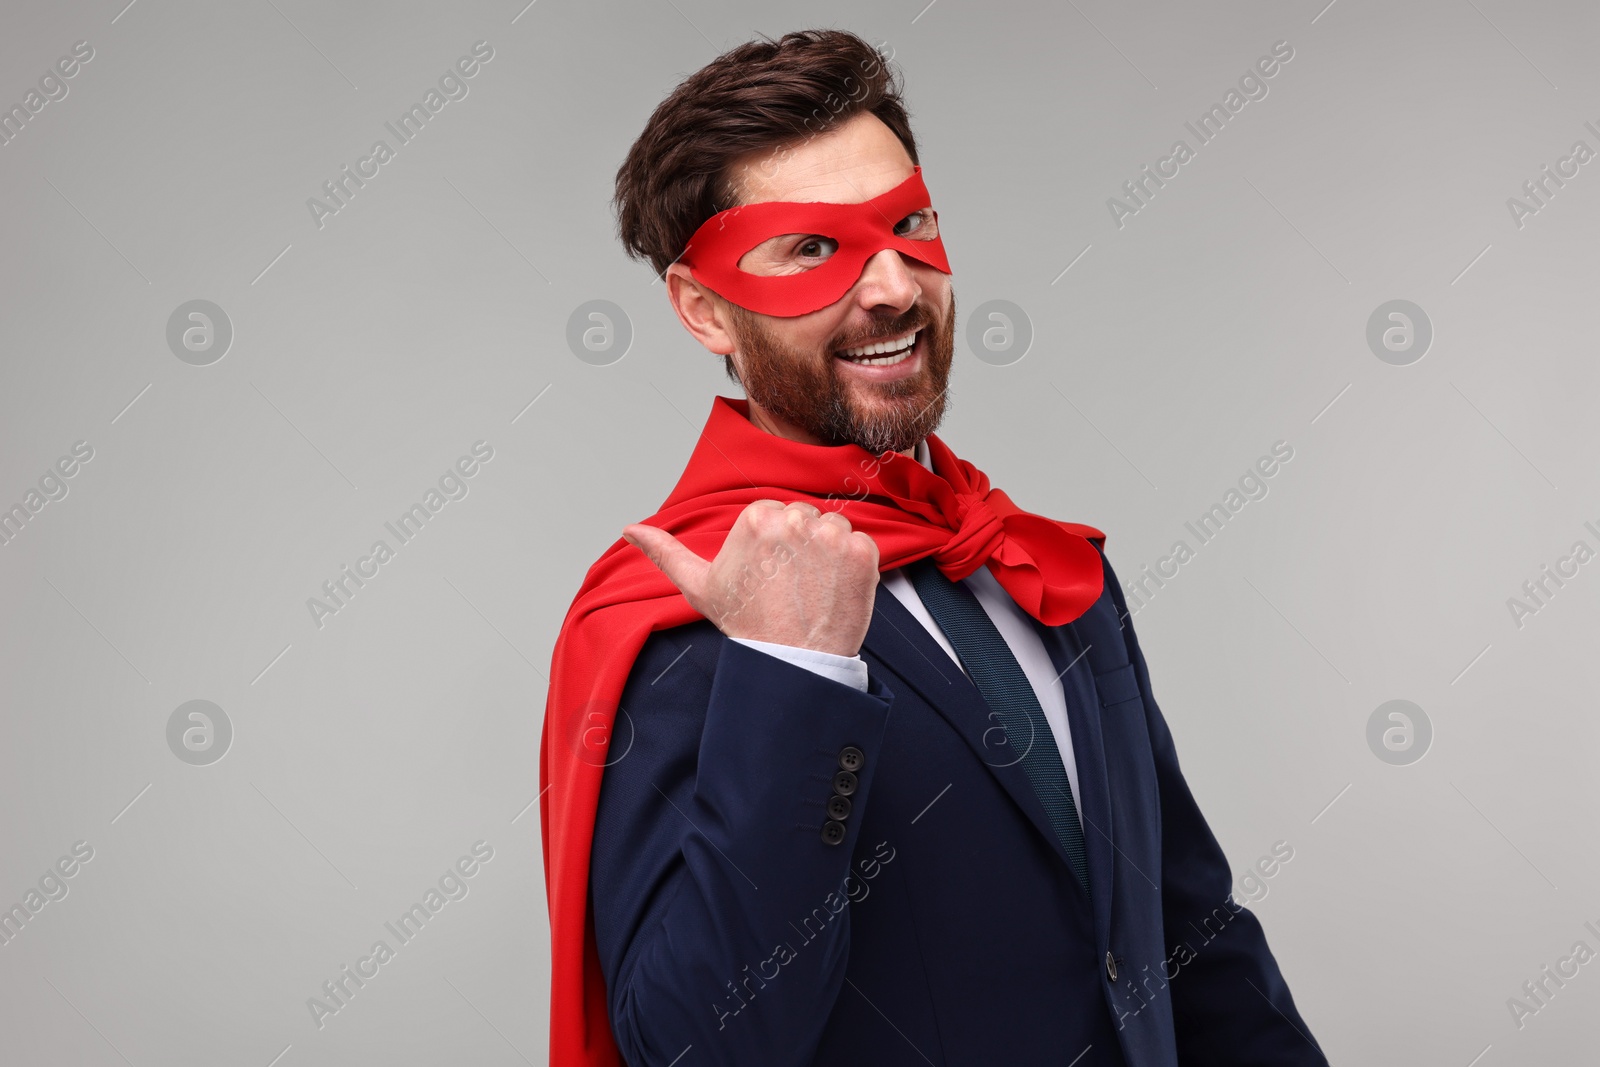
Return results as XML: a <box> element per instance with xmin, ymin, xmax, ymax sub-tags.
<box><xmin>726</xmin><ymin>293</ymin><xmax>957</xmax><ymax>457</ymax></box>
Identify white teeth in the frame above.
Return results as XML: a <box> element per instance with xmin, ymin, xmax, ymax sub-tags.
<box><xmin>846</xmin><ymin>347</ymin><xmax>912</xmax><ymax>367</ymax></box>
<box><xmin>839</xmin><ymin>330</ymin><xmax>918</xmax><ymax>362</ymax></box>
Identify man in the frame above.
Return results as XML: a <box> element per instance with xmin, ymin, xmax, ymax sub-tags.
<box><xmin>540</xmin><ymin>28</ymin><xmax>1329</xmax><ymax>1067</ymax></box>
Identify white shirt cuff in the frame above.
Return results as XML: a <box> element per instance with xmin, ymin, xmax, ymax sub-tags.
<box><xmin>730</xmin><ymin>637</ymin><xmax>870</xmax><ymax>693</ymax></box>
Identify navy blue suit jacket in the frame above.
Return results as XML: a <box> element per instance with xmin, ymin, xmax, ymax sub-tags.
<box><xmin>590</xmin><ymin>546</ymin><xmax>1329</xmax><ymax>1066</ymax></box>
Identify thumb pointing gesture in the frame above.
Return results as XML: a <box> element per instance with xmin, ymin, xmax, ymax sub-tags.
<box><xmin>620</xmin><ymin>499</ymin><xmax>879</xmax><ymax>657</ymax></box>
<box><xmin>622</xmin><ymin>523</ymin><xmax>711</xmax><ymax>607</ymax></box>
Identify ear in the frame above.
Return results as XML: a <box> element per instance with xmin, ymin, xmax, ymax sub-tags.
<box><xmin>665</xmin><ymin>264</ymin><xmax>736</xmax><ymax>357</ymax></box>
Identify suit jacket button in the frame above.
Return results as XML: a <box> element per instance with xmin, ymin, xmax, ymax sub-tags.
<box><xmin>832</xmin><ymin>770</ymin><xmax>858</xmax><ymax>796</ymax></box>
<box><xmin>827</xmin><ymin>795</ymin><xmax>852</xmax><ymax>821</ymax></box>
<box><xmin>1105</xmin><ymin>951</ymin><xmax>1118</xmax><ymax>982</ymax></box>
<box><xmin>821</xmin><ymin>820</ymin><xmax>847</xmax><ymax>846</ymax></box>
<box><xmin>838</xmin><ymin>746</ymin><xmax>865</xmax><ymax>772</ymax></box>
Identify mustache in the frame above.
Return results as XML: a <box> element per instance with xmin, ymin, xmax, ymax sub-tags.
<box><xmin>830</xmin><ymin>312</ymin><xmax>929</xmax><ymax>352</ymax></box>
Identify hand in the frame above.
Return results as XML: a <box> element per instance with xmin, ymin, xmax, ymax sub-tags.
<box><xmin>622</xmin><ymin>500</ymin><xmax>880</xmax><ymax>658</ymax></box>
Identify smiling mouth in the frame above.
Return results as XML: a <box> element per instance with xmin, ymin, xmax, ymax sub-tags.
<box><xmin>834</xmin><ymin>328</ymin><xmax>920</xmax><ymax>367</ymax></box>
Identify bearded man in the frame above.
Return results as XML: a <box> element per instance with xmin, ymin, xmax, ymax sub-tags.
<box><xmin>540</xmin><ymin>27</ymin><xmax>1328</xmax><ymax>1067</ymax></box>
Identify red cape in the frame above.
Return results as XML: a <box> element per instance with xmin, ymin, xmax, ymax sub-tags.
<box><xmin>540</xmin><ymin>395</ymin><xmax>1105</xmax><ymax>1065</ymax></box>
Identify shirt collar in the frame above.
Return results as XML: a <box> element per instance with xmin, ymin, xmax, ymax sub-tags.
<box><xmin>913</xmin><ymin>437</ymin><xmax>933</xmax><ymax>472</ymax></box>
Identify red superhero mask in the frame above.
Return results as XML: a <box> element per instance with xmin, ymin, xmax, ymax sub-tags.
<box><xmin>678</xmin><ymin>165</ymin><xmax>953</xmax><ymax>318</ymax></box>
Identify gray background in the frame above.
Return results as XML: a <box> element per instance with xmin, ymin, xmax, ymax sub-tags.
<box><xmin>2</xmin><ymin>0</ymin><xmax>1596</xmax><ymax>1063</ymax></box>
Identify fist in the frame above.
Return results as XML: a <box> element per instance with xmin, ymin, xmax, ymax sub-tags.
<box><xmin>622</xmin><ymin>500</ymin><xmax>880</xmax><ymax>658</ymax></box>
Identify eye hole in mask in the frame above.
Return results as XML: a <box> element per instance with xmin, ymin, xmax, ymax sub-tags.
<box><xmin>739</xmin><ymin>206</ymin><xmax>941</xmax><ymax>273</ymax></box>
<box><xmin>679</xmin><ymin>165</ymin><xmax>953</xmax><ymax>318</ymax></box>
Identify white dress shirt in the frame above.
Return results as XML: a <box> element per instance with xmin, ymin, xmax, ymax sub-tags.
<box><xmin>730</xmin><ymin>438</ymin><xmax>1084</xmax><ymax>827</ymax></box>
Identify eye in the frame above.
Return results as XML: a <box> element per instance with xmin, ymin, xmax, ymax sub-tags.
<box><xmin>894</xmin><ymin>208</ymin><xmax>938</xmax><ymax>240</ymax></box>
<box><xmin>795</xmin><ymin>236</ymin><xmax>838</xmax><ymax>260</ymax></box>
<box><xmin>736</xmin><ymin>232</ymin><xmax>837</xmax><ymax>275</ymax></box>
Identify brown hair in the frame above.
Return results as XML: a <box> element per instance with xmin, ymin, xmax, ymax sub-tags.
<box><xmin>613</xmin><ymin>30</ymin><xmax>919</xmax><ymax>374</ymax></box>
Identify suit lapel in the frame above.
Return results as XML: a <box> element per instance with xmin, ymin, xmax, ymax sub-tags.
<box><xmin>861</xmin><ymin>586</ymin><xmax>1094</xmax><ymax>911</ymax></box>
<box><xmin>1027</xmin><ymin>613</ymin><xmax>1116</xmax><ymax>951</ymax></box>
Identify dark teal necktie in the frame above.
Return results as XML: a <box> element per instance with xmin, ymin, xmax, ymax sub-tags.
<box><xmin>905</xmin><ymin>557</ymin><xmax>1090</xmax><ymax>896</ymax></box>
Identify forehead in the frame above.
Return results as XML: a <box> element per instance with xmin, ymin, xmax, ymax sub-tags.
<box><xmin>727</xmin><ymin>111</ymin><xmax>916</xmax><ymax>209</ymax></box>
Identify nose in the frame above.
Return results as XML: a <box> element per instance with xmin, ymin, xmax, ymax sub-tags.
<box><xmin>850</xmin><ymin>248</ymin><xmax>921</xmax><ymax>314</ymax></box>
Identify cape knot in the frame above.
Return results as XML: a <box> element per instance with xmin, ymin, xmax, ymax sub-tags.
<box><xmin>936</xmin><ymin>491</ymin><xmax>1005</xmax><ymax>577</ymax></box>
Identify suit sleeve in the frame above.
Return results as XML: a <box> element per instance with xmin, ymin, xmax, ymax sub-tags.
<box><xmin>589</xmin><ymin>623</ymin><xmax>895</xmax><ymax>1067</ymax></box>
<box><xmin>1100</xmin><ymin>553</ymin><xmax>1330</xmax><ymax>1066</ymax></box>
